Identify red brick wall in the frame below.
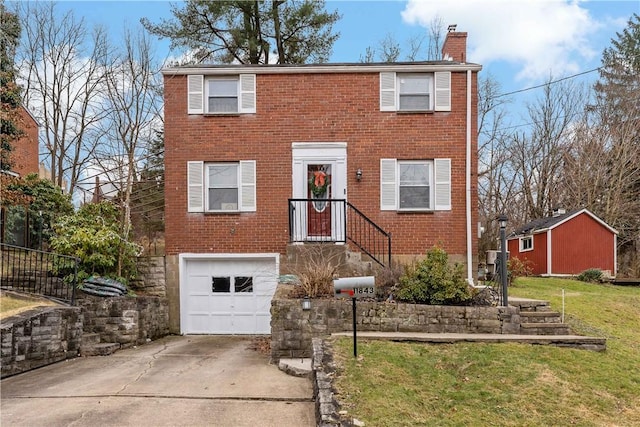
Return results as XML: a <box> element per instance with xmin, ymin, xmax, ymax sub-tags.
<box><xmin>163</xmin><ymin>70</ymin><xmax>478</xmax><ymax>262</ymax></box>
<box><xmin>442</xmin><ymin>32</ymin><xmax>467</xmax><ymax>62</ymax></box>
<box><xmin>10</xmin><ymin>107</ymin><xmax>39</xmax><ymax>176</ymax></box>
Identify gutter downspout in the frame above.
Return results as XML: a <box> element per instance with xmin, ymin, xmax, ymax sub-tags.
<box><xmin>466</xmin><ymin>69</ymin><xmax>473</xmax><ymax>284</ymax></box>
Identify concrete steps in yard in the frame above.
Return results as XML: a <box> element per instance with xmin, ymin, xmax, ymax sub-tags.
<box><xmin>80</xmin><ymin>332</ymin><xmax>120</xmax><ymax>357</ymax></box>
<box><xmin>510</xmin><ymin>297</ymin><xmax>572</xmax><ymax>335</ymax></box>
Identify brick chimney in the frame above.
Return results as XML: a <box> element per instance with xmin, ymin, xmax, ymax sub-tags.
<box><xmin>441</xmin><ymin>30</ymin><xmax>467</xmax><ymax>63</ymax></box>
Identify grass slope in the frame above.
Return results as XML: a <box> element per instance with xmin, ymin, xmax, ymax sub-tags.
<box><xmin>333</xmin><ymin>277</ymin><xmax>640</xmax><ymax>426</ymax></box>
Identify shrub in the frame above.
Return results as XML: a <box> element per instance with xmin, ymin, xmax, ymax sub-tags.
<box><xmin>50</xmin><ymin>201</ymin><xmax>142</xmax><ymax>284</ymax></box>
<box><xmin>1</xmin><ymin>173</ymin><xmax>73</xmax><ymax>248</ymax></box>
<box><xmin>396</xmin><ymin>246</ymin><xmax>472</xmax><ymax>305</ymax></box>
<box><xmin>577</xmin><ymin>268</ymin><xmax>604</xmax><ymax>283</ymax></box>
<box><xmin>507</xmin><ymin>257</ymin><xmax>534</xmax><ymax>284</ymax></box>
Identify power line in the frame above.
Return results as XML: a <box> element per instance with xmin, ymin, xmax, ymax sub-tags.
<box><xmin>490</xmin><ymin>67</ymin><xmax>601</xmax><ymax>99</ymax></box>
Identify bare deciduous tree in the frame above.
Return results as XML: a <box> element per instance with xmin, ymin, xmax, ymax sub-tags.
<box><xmin>476</xmin><ymin>75</ymin><xmax>516</xmax><ymax>254</ymax></box>
<box><xmin>507</xmin><ymin>78</ymin><xmax>588</xmax><ymax>220</ymax></box>
<box><xmin>16</xmin><ymin>1</ymin><xmax>110</xmax><ymax>195</ymax></box>
<box><xmin>95</xmin><ymin>27</ymin><xmax>163</xmax><ymax>275</ymax></box>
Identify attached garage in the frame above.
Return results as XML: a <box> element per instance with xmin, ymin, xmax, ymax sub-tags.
<box><xmin>179</xmin><ymin>254</ymin><xmax>279</xmax><ymax>334</ymax></box>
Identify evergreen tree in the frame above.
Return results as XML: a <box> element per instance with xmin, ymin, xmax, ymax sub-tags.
<box><xmin>590</xmin><ymin>13</ymin><xmax>640</xmax><ymax>275</ymax></box>
<box><xmin>141</xmin><ymin>0</ymin><xmax>340</xmax><ymax>64</ymax></box>
<box><xmin>0</xmin><ymin>2</ymin><xmax>23</xmax><ymax>171</ymax></box>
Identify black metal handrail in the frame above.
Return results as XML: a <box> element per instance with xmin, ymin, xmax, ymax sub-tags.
<box><xmin>0</xmin><ymin>243</ymin><xmax>78</xmax><ymax>304</ymax></box>
<box><xmin>288</xmin><ymin>199</ymin><xmax>391</xmax><ymax>267</ymax></box>
<box><xmin>346</xmin><ymin>202</ymin><xmax>391</xmax><ymax>268</ymax></box>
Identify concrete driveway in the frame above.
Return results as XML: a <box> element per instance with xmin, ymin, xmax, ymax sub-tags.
<box><xmin>1</xmin><ymin>335</ymin><xmax>315</xmax><ymax>427</ymax></box>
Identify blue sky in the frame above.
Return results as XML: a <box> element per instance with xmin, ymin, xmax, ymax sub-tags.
<box><xmin>39</xmin><ymin>0</ymin><xmax>640</xmax><ymax>120</ymax></box>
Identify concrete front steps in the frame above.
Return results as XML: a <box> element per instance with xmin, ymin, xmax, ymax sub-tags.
<box><xmin>80</xmin><ymin>332</ymin><xmax>120</xmax><ymax>357</ymax></box>
<box><xmin>282</xmin><ymin>243</ymin><xmax>374</xmax><ymax>276</ymax></box>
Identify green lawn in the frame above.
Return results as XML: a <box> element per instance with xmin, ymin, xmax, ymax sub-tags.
<box><xmin>332</xmin><ymin>277</ymin><xmax>640</xmax><ymax>426</ymax></box>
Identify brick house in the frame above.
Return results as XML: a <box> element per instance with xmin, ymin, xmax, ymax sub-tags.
<box><xmin>162</xmin><ymin>31</ymin><xmax>481</xmax><ymax>334</ymax></box>
<box><xmin>7</xmin><ymin>106</ymin><xmax>39</xmax><ymax>177</ymax></box>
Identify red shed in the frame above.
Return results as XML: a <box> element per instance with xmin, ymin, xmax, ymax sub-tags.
<box><xmin>507</xmin><ymin>209</ymin><xmax>617</xmax><ymax>277</ymax></box>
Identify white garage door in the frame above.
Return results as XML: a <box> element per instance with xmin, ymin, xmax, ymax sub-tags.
<box><xmin>180</xmin><ymin>254</ymin><xmax>279</xmax><ymax>334</ymax></box>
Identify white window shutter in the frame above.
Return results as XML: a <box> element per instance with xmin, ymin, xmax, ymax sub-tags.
<box><xmin>434</xmin><ymin>158</ymin><xmax>451</xmax><ymax>210</ymax></box>
<box><xmin>187</xmin><ymin>161</ymin><xmax>204</xmax><ymax>212</ymax></box>
<box><xmin>187</xmin><ymin>75</ymin><xmax>204</xmax><ymax>114</ymax></box>
<box><xmin>239</xmin><ymin>160</ymin><xmax>256</xmax><ymax>212</ymax></box>
<box><xmin>434</xmin><ymin>72</ymin><xmax>451</xmax><ymax>112</ymax></box>
<box><xmin>239</xmin><ymin>74</ymin><xmax>256</xmax><ymax>113</ymax></box>
<box><xmin>380</xmin><ymin>72</ymin><xmax>396</xmax><ymax>111</ymax></box>
<box><xmin>380</xmin><ymin>158</ymin><xmax>397</xmax><ymax>210</ymax></box>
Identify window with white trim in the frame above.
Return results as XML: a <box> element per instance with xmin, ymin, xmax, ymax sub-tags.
<box><xmin>207</xmin><ymin>163</ymin><xmax>239</xmax><ymax>211</ymax></box>
<box><xmin>380</xmin><ymin>71</ymin><xmax>451</xmax><ymax>112</ymax></box>
<box><xmin>187</xmin><ymin>74</ymin><xmax>256</xmax><ymax>115</ymax></box>
<box><xmin>399</xmin><ymin>161</ymin><xmax>432</xmax><ymax>209</ymax></box>
<box><xmin>380</xmin><ymin>158</ymin><xmax>451</xmax><ymax>211</ymax></box>
<box><xmin>207</xmin><ymin>78</ymin><xmax>239</xmax><ymax>113</ymax></box>
<box><xmin>519</xmin><ymin>236</ymin><xmax>533</xmax><ymax>252</ymax></box>
<box><xmin>398</xmin><ymin>74</ymin><xmax>433</xmax><ymax>111</ymax></box>
<box><xmin>187</xmin><ymin>161</ymin><xmax>256</xmax><ymax>213</ymax></box>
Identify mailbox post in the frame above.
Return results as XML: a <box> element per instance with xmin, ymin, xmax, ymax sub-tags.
<box><xmin>333</xmin><ymin>276</ymin><xmax>375</xmax><ymax>357</ymax></box>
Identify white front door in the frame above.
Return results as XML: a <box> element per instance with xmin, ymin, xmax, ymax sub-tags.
<box><xmin>291</xmin><ymin>143</ymin><xmax>347</xmax><ymax>241</ymax></box>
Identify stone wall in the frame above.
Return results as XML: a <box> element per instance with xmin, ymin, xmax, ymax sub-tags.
<box><xmin>271</xmin><ymin>284</ymin><xmax>520</xmax><ymax>359</ymax></box>
<box><xmin>131</xmin><ymin>256</ymin><xmax>166</xmax><ymax>297</ymax></box>
<box><xmin>1</xmin><ymin>306</ymin><xmax>83</xmax><ymax>378</ymax></box>
<box><xmin>77</xmin><ymin>295</ymin><xmax>169</xmax><ymax>348</ymax></box>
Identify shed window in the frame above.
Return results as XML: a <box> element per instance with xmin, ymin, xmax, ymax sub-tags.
<box><xmin>520</xmin><ymin>236</ymin><xmax>533</xmax><ymax>252</ymax></box>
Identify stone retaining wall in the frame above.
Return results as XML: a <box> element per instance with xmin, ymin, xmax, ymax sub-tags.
<box><xmin>1</xmin><ymin>305</ymin><xmax>83</xmax><ymax>378</ymax></box>
<box><xmin>77</xmin><ymin>295</ymin><xmax>170</xmax><ymax>348</ymax></box>
<box><xmin>131</xmin><ymin>256</ymin><xmax>166</xmax><ymax>297</ymax></box>
<box><xmin>271</xmin><ymin>284</ymin><xmax>520</xmax><ymax>359</ymax></box>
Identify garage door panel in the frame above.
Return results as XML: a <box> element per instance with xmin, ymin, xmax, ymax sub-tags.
<box><xmin>187</xmin><ymin>275</ymin><xmax>211</xmax><ymax>294</ymax></box>
<box><xmin>234</xmin><ymin>295</ymin><xmax>256</xmax><ymax>312</ymax></box>
<box><xmin>210</xmin><ymin>314</ymin><xmax>233</xmax><ymax>333</ymax></box>
<box><xmin>187</xmin><ymin>314</ymin><xmax>213</xmax><ymax>334</ymax></box>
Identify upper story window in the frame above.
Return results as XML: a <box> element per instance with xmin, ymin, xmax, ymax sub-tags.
<box><xmin>380</xmin><ymin>158</ymin><xmax>451</xmax><ymax>211</ymax></box>
<box><xmin>398</xmin><ymin>74</ymin><xmax>433</xmax><ymax>111</ymax></box>
<box><xmin>187</xmin><ymin>74</ymin><xmax>256</xmax><ymax>115</ymax></box>
<box><xmin>207</xmin><ymin>78</ymin><xmax>239</xmax><ymax>113</ymax></box>
<box><xmin>380</xmin><ymin>71</ymin><xmax>451</xmax><ymax>112</ymax></box>
<box><xmin>187</xmin><ymin>160</ymin><xmax>256</xmax><ymax>213</ymax></box>
<box><xmin>519</xmin><ymin>236</ymin><xmax>533</xmax><ymax>252</ymax></box>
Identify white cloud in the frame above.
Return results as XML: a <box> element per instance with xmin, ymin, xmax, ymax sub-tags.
<box><xmin>401</xmin><ymin>0</ymin><xmax>602</xmax><ymax>81</ymax></box>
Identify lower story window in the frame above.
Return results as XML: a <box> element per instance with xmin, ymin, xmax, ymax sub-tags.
<box><xmin>207</xmin><ymin>163</ymin><xmax>239</xmax><ymax>211</ymax></box>
<box><xmin>398</xmin><ymin>161</ymin><xmax>432</xmax><ymax>210</ymax></box>
<box><xmin>381</xmin><ymin>158</ymin><xmax>450</xmax><ymax>211</ymax></box>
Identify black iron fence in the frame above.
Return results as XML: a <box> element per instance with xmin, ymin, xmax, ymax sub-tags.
<box><xmin>288</xmin><ymin>199</ymin><xmax>391</xmax><ymax>267</ymax></box>
<box><xmin>0</xmin><ymin>243</ymin><xmax>78</xmax><ymax>304</ymax></box>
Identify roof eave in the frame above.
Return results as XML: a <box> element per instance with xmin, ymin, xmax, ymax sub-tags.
<box><xmin>161</xmin><ymin>62</ymin><xmax>483</xmax><ymax>76</ymax></box>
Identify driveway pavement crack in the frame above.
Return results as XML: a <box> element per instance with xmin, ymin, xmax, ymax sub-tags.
<box><xmin>116</xmin><ymin>342</ymin><xmax>170</xmax><ymax>395</ymax></box>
